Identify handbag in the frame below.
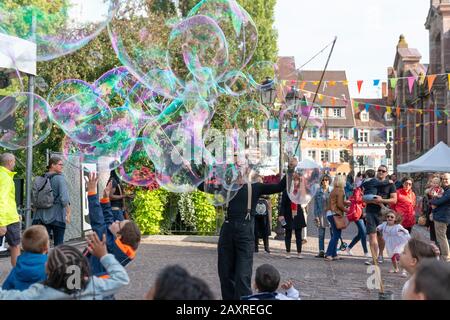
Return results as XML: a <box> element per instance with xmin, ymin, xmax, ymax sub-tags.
<box><xmin>333</xmin><ymin>214</ymin><xmax>348</xmax><ymax>230</ymax></box>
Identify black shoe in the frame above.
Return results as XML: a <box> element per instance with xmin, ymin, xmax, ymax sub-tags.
<box><xmin>315</xmin><ymin>252</ymin><xmax>325</xmax><ymax>258</ymax></box>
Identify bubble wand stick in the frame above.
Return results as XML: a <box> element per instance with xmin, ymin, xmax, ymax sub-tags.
<box><xmin>293</xmin><ymin>36</ymin><xmax>337</xmax><ymax>156</ymax></box>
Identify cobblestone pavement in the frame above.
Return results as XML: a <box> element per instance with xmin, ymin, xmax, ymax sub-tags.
<box><xmin>0</xmin><ymin>213</ymin><xmax>431</xmax><ymax>300</ymax></box>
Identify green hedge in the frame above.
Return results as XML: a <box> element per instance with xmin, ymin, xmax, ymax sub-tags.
<box><xmin>132</xmin><ymin>188</ymin><xmax>219</xmax><ymax>235</ymax></box>
<box><xmin>133</xmin><ymin>188</ymin><xmax>169</xmax><ymax>235</ymax></box>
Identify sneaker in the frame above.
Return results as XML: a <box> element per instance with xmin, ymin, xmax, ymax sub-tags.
<box><xmin>297</xmin><ymin>253</ymin><xmax>303</xmax><ymax>259</ymax></box>
<box><xmin>401</xmin><ymin>271</ymin><xmax>408</xmax><ymax>278</ymax></box>
<box><xmin>315</xmin><ymin>252</ymin><xmax>325</xmax><ymax>258</ymax></box>
<box><xmin>378</xmin><ymin>256</ymin><xmax>384</xmax><ymax>264</ymax></box>
<box><xmin>364</xmin><ymin>252</ymin><xmax>371</xmax><ymax>258</ymax></box>
<box><xmin>286</xmin><ymin>253</ymin><xmax>291</xmax><ymax>259</ymax></box>
<box><xmin>345</xmin><ymin>247</ymin><xmax>354</xmax><ymax>256</ymax></box>
<box><xmin>364</xmin><ymin>260</ymin><xmax>373</xmax><ymax>265</ymax></box>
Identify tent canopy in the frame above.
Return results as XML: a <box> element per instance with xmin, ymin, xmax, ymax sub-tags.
<box><xmin>397</xmin><ymin>142</ymin><xmax>450</xmax><ymax>173</ymax></box>
<box><xmin>0</xmin><ymin>33</ymin><xmax>36</xmax><ymax>76</ymax></box>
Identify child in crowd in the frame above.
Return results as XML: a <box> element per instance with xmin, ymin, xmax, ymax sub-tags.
<box><xmin>400</xmin><ymin>237</ymin><xmax>439</xmax><ymax>299</ymax></box>
<box><xmin>402</xmin><ymin>258</ymin><xmax>450</xmax><ymax>300</ymax></box>
<box><xmin>2</xmin><ymin>226</ymin><xmax>49</xmax><ymax>290</ymax></box>
<box><xmin>361</xmin><ymin>169</ymin><xmax>392</xmax><ymax>201</ymax></box>
<box><xmin>145</xmin><ymin>265</ymin><xmax>214</xmax><ymax>300</ymax></box>
<box><xmin>0</xmin><ymin>233</ymin><xmax>129</xmax><ymax>299</ymax></box>
<box><xmin>241</xmin><ymin>264</ymin><xmax>300</xmax><ymax>300</ymax></box>
<box><xmin>84</xmin><ymin>173</ymin><xmax>141</xmax><ymax>277</ymax></box>
<box><xmin>376</xmin><ymin>211</ymin><xmax>411</xmax><ymax>275</ymax></box>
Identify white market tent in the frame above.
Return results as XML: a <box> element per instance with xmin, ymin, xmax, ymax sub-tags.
<box><xmin>0</xmin><ymin>33</ymin><xmax>36</xmax><ymax>75</ymax></box>
<box><xmin>397</xmin><ymin>141</ymin><xmax>450</xmax><ymax>173</ymax></box>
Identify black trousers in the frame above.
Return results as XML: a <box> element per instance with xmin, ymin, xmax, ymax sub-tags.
<box><xmin>285</xmin><ymin>228</ymin><xmax>303</xmax><ymax>253</ymax></box>
<box><xmin>254</xmin><ymin>236</ymin><xmax>269</xmax><ymax>252</ymax></box>
<box><xmin>218</xmin><ymin>219</ymin><xmax>254</xmax><ymax>300</ymax></box>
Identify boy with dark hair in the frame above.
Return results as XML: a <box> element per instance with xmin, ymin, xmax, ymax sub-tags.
<box><xmin>241</xmin><ymin>264</ymin><xmax>300</xmax><ymax>300</ymax></box>
<box><xmin>403</xmin><ymin>258</ymin><xmax>450</xmax><ymax>300</ymax></box>
<box><xmin>84</xmin><ymin>173</ymin><xmax>141</xmax><ymax>277</ymax></box>
<box><xmin>2</xmin><ymin>225</ymin><xmax>49</xmax><ymax>290</ymax></box>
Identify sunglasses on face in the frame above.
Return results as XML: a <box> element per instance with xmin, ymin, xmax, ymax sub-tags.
<box><xmin>387</xmin><ymin>216</ymin><xmax>395</xmax><ymax>219</ymax></box>
<box><xmin>378</xmin><ymin>170</ymin><xmax>387</xmax><ymax>173</ymax></box>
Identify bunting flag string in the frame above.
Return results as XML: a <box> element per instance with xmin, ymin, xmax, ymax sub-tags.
<box><xmin>279</xmin><ymin>84</ymin><xmax>450</xmax><ymax>117</ymax></box>
<box><xmin>280</xmin><ymin>71</ymin><xmax>450</xmax><ymax>94</ymax></box>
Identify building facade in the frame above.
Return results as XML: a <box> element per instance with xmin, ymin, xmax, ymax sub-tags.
<box><xmin>276</xmin><ymin>57</ymin><xmax>356</xmax><ymax>175</ymax></box>
<box><xmin>392</xmin><ymin>0</ymin><xmax>450</xmax><ymax>167</ymax></box>
<box><xmin>353</xmin><ymin>96</ymin><xmax>395</xmax><ymax>174</ymax></box>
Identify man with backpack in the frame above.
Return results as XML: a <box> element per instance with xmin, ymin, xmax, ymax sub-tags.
<box><xmin>0</xmin><ymin>153</ymin><xmax>21</xmax><ymax>266</ymax></box>
<box><xmin>32</xmin><ymin>156</ymin><xmax>71</xmax><ymax>246</ymax></box>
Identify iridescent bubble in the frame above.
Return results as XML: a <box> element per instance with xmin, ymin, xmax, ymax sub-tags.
<box><xmin>116</xmin><ymin>137</ymin><xmax>158</xmax><ymax>188</ymax></box>
<box><xmin>0</xmin><ymin>1</ymin><xmax>117</xmax><ymax>61</ymax></box>
<box><xmin>93</xmin><ymin>67</ymin><xmax>138</xmax><ymax>107</ymax></box>
<box><xmin>0</xmin><ymin>92</ymin><xmax>51</xmax><ymax>150</ymax></box>
<box><xmin>219</xmin><ymin>70</ymin><xmax>250</xmax><ymax>97</ymax></box>
<box><xmin>167</xmin><ymin>14</ymin><xmax>229</xmax><ymax>85</ymax></box>
<box><xmin>287</xmin><ymin>159</ymin><xmax>322</xmax><ymax>205</ymax></box>
<box><xmin>61</xmin><ymin>106</ymin><xmax>138</xmax><ymax>172</ymax></box>
<box><xmin>231</xmin><ymin>100</ymin><xmax>271</xmax><ymax>166</ymax></box>
<box><xmin>202</xmin><ymin>163</ymin><xmax>239</xmax><ymax>206</ymax></box>
<box><xmin>108</xmin><ymin>0</ymin><xmax>182</xmax><ymax>99</ymax></box>
<box><xmin>247</xmin><ymin>61</ymin><xmax>278</xmax><ymax>89</ymax></box>
<box><xmin>143</xmin><ymin>120</ymin><xmax>206</xmax><ymax>193</ymax></box>
<box><xmin>48</xmin><ymin>80</ymin><xmax>112</xmax><ymax>144</ymax></box>
<box><xmin>188</xmin><ymin>0</ymin><xmax>258</xmax><ymax>72</ymax></box>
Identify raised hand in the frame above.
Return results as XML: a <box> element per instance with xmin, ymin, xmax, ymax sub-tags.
<box><xmin>103</xmin><ymin>180</ymin><xmax>113</xmax><ymax>199</ymax></box>
<box><xmin>84</xmin><ymin>172</ymin><xmax>99</xmax><ymax>194</ymax></box>
<box><xmin>86</xmin><ymin>232</ymin><xmax>107</xmax><ymax>259</ymax></box>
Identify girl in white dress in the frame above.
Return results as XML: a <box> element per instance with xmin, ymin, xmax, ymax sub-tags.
<box><xmin>377</xmin><ymin>211</ymin><xmax>411</xmax><ymax>274</ymax></box>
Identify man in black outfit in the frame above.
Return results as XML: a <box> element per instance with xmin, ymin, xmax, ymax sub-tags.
<box><xmin>200</xmin><ymin>158</ymin><xmax>297</xmax><ymax>300</ymax></box>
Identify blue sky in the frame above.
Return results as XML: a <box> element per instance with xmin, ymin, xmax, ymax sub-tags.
<box><xmin>274</xmin><ymin>0</ymin><xmax>430</xmax><ymax>98</ymax></box>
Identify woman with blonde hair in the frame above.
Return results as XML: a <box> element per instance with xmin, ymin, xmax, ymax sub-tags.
<box><xmin>325</xmin><ymin>175</ymin><xmax>349</xmax><ymax>261</ymax></box>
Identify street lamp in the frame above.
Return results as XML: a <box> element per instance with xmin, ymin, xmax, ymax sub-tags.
<box><xmin>259</xmin><ymin>77</ymin><xmax>276</xmax><ymax>107</ymax></box>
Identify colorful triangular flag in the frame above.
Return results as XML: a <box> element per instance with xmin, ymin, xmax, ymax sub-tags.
<box><xmin>354</xmin><ymin>101</ymin><xmax>359</xmax><ymax>110</ymax></box>
<box><xmin>300</xmin><ymin>81</ymin><xmax>306</xmax><ymax>90</ymax></box>
<box><xmin>375</xmin><ymin>105</ymin><xmax>381</xmax><ymax>110</ymax></box>
<box><xmin>357</xmin><ymin>80</ymin><xmax>363</xmax><ymax>93</ymax></box>
<box><xmin>448</xmin><ymin>74</ymin><xmax>450</xmax><ymax>90</ymax></box>
<box><xmin>342</xmin><ymin>80</ymin><xmax>349</xmax><ymax>86</ymax></box>
<box><xmin>428</xmin><ymin>75</ymin><xmax>437</xmax><ymax>92</ymax></box>
<box><xmin>373</xmin><ymin>79</ymin><xmax>380</xmax><ymax>86</ymax></box>
<box><xmin>365</xmin><ymin>104</ymin><xmax>370</xmax><ymax>112</ymax></box>
<box><xmin>390</xmin><ymin>78</ymin><xmax>398</xmax><ymax>89</ymax></box>
<box><xmin>407</xmin><ymin>76</ymin><xmax>415</xmax><ymax>94</ymax></box>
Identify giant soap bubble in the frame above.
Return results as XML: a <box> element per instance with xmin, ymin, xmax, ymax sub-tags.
<box><xmin>0</xmin><ymin>92</ymin><xmax>51</xmax><ymax>150</ymax></box>
<box><xmin>0</xmin><ymin>0</ymin><xmax>117</xmax><ymax>61</ymax></box>
<box><xmin>287</xmin><ymin>159</ymin><xmax>322</xmax><ymax>205</ymax></box>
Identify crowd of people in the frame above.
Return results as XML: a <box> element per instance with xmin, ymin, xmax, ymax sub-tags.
<box><xmin>0</xmin><ymin>152</ymin><xmax>449</xmax><ymax>300</ymax></box>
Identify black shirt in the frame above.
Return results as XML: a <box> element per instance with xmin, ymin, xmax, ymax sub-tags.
<box><xmin>110</xmin><ymin>179</ymin><xmax>124</xmax><ymax>209</ymax></box>
<box><xmin>366</xmin><ymin>179</ymin><xmax>396</xmax><ymax>214</ymax></box>
<box><xmin>199</xmin><ymin>176</ymin><xmax>286</xmax><ymax>221</ymax></box>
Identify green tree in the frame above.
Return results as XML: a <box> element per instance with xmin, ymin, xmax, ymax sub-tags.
<box><xmin>178</xmin><ymin>0</ymin><xmax>198</xmax><ymax>17</ymax></box>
